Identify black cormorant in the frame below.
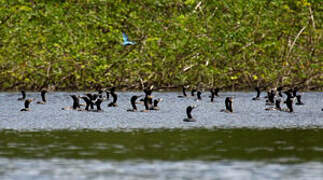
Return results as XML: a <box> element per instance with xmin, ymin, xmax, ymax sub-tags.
<box><xmin>220</xmin><ymin>97</ymin><xmax>233</xmax><ymax>113</ymax></box>
<box><xmin>178</xmin><ymin>85</ymin><xmax>188</xmax><ymax>98</ymax></box>
<box><xmin>265</xmin><ymin>99</ymin><xmax>282</xmax><ymax>111</ymax></box>
<box><xmin>252</xmin><ymin>87</ymin><xmax>261</xmax><ymax>100</ymax></box>
<box><xmin>151</xmin><ymin>98</ymin><xmax>163</xmax><ymax>110</ymax></box>
<box><xmin>37</xmin><ymin>90</ymin><xmax>47</xmax><ymax>104</ymax></box>
<box><xmin>183</xmin><ymin>105</ymin><xmax>197</xmax><ymax>122</ymax></box>
<box><xmin>127</xmin><ymin>95</ymin><xmax>141</xmax><ymax>112</ymax></box>
<box><xmin>18</xmin><ymin>90</ymin><xmax>26</xmax><ymax>101</ymax></box>
<box><xmin>295</xmin><ymin>95</ymin><xmax>304</xmax><ymax>105</ymax></box>
<box><xmin>20</xmin><ymin>99</ymin><xmax>33</xmax><ymax>111</ymax></box>
<box><xmin>108</xmin><ymin>87</ymin><xmax>118</xmax><ymax>107</ymax></box>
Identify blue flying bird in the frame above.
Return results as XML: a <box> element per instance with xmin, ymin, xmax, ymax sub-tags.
<box><xmin>122</xmin><ymin>32</ymin><xmax>136</xmax><ymax>46</ymax></box>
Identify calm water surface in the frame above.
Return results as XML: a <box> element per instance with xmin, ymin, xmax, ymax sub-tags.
<box><xmin>0</xmin><ymin>92</ymin><xmax>322</xmax><ymax>179</ymax></box>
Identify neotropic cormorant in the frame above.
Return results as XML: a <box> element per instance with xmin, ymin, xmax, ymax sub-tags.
<box><xmin>220</xmin><ymin>97</ymin><xmax>233</xmax><ymax>113</ymax></box>
<box><xmin>252</xmin><ymin>87</ymin><xmax>261</xmax><ymax>100</ymax></box>
<box><xmin>18</xmin><ymin>90</ymin><xmax>26</xmax><ymax>101</ymax></box>
<box><xmin>141</xmin><ymin>95</ymin><xmax>153</xmax><ymax>112</ymax></box>
<box><xmin>292</xmin><ymin>87</ymin><xmax>299</xmax><ymax>97</ymax></box>
<box><xmin>191</xmin><ymin>89</ymin><xmax>197</xmax><ymax>97</ymax></box>
<box><xmin>214</xmin><ymin>88</ymin><xmax>220</xmax><ymax>97</ymax></box>
<box><xmin>277</xmin><ymin>86</ymin><xmax>283</xmax><ymax>97</ymax></box>
<box><xmin>98</xmin><ymin>89</ymin><xmax>103</xmax><ymax>98</ymax></box>
<box><xmin>210</xmin><ymin>89</ymin><xmax>215</xmax><ymax>102</ymax></box>
<box><xmin>142</xmin><ymin>87</ymin><xmax>153</xmax><ymax>104</ymax></box>
<box><xmin>20</xmin><ymin>99</ymin><xmax>33</xmax><ymax>111</ymax></box>
<box><xmin>62</xmin><ymin>95</ymin><xmax>81</xmax><ymax>110</ymax></box>
<box><xmin>183</xmin><ymin>105</ymin><xmax>197</xmax><ymax>122</ymax></box>
<box><xmin>265</xmin><ymin>99</ymin><xmax>282</xmax><ymax>111</ymax></box>
<box><xmin>196</xmin><ymin>91</ymin><xmax>202</xmax><ymax>101</ymax></box>
<box><xmin>36</xmin><ymin>90</ymin><xmax>47</xmax><ymax>104</ymax></box>
<box><xmin>151</xmin><ymin>98</ymin><xmax>163</xmax><ymax>110</ymax></box>
<box><xmin>86</xmin><ymin>93</ymin><xmax>99</xmax><ymax>109</ymax></box>
<box><xmin>105</xmin><ymin>91</ymin><xmax>110</xmax><ymax>100</ymax></box>
<box><xmin>178</xmin><ymin>85</ymin><xmax>189</xmax><ymax>98</ymax></box>
<box><xmin>265</xmin><ymin>90</ymin><xmax>275</xmax><ymax>105</ymax></box>
<box><xmin>81</xmin><ymin>96</ymin><xmax>93</xmax><ymax>111</ymax></box>
<box><xmin>108</xmin><ymin>87</ymin><xmax>118</xmax><ymax>107</ymax></box>
<box><xmin>283</xmin><ymin>90</ymin><xmax>294</xmax><ymax>104</ymax></box>
<box><xmin>295</xmin><ymin>95</ymin><xmax>304</xmax><ymax>105</ymax></box>
<box><xmin>94</xmin><ymin>98</ymin><xmax>103</xmax><ymax>112</ymax></box>
<box><xmin>282</xmin><ymin>97</ymin><xmax>294</xmax><ymax>113</ymax></box>
<box><xmin>284</xmin><ymin>89</ymin><xmax>294</xmax><ymax>98</ymax></box>
<box><xmin>127</xmin><ymin>95</ymin><xmax>141</xmax><ymax>112</ymax></box>
<box><xmin>138</xmin><ymin>88</ymin><xmax>153</xmax><ymax>104</ymax></box>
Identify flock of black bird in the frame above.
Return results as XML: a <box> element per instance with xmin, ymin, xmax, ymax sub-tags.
<box><xmin>15</xmin><ymin>85</ymin><xmax>316</xmax><ymax>122</ymax></box>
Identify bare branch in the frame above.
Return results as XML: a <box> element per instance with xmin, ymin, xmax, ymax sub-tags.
<box><xmin>287</xmin><ymin>25</ymin><xmax>307</xmax><ymax>58</ymax></box>
<box><xmin>309</xmin><ymin>6</ymin><xmax>315</xmax><ymax>30</ymax></box>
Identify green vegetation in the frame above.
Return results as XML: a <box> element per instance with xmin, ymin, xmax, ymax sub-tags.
<box><xmin>0</xmin><ymin>0</ymin><xmax>322</xmax><ymax>90</ymax></box>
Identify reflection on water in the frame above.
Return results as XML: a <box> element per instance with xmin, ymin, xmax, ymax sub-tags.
<box><xmin>1</xmin><ymin>158</ymin><xmax>323</xmax><ymax>180</ymax></box>
<box><xmin>0</xmin><ymin>128</ymin><xmax>322</xmax><ymax>162</ymax></box>
<box><xmin>1</xmin><ymin>128</ymin><xmax>323</xmax><ymax>179</ymax></box>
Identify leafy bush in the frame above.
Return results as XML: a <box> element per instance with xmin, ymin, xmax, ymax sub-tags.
<box><xmin>0</xmin><ymin>0</ymin><xmax>321</xmax><ymax>90</ymax></box>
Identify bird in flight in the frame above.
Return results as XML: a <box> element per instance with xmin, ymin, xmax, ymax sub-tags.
<box><xmin>122</xmin><ymin>32</ymin><xmax>136</xmax><ymax>46</ymax></box>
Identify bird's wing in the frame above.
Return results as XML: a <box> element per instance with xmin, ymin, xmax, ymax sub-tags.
<box><xmin>128</xmin><ymin>41</ymin><xmax>136</xmax><ymax>45</ymax></box>
<box><xmin>122</xmin><ymin>32</ymin><xmax>128</xmax><ymax>42</ymax></box>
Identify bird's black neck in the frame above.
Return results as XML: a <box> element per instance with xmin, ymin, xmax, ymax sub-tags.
<box><xmin>191</xmin><ymin>89</ymin><xmax>196</xmax><ymax>96</ymax></box>
<box><xmin>144</xmin><ymin>96</ymin><xmax>151</xmax><ymax>110</ymax></box>
<box><xmin>225</xmin><ymin>98</ymin><xmax>232</xmax><ymax>112</ymax></box>
<box><xmin>130</xmin><ymin>97</ymin><xmax>137</xmax><ymax>110</ymax></box>
<box><xmin>186</xmin><ymin>106</ymin><xmax>193</xmax><ymax>119</ymax></box>
<box><xmin>41</xmin><ymin>91</ymin><xmax>47</xmax><ymax>102</ymax></box>
<box><xmin>182</xmin><ymin>87</ymin><xmax>187</xmax><ymax>97</ymax></box>
<box><xmin>153</xmin><ymin>99</ymin><xmax>159</xmax><ymax>107</ymax></box>
<box><xmin>96</xmin><ymin>99</ymin><xmax>102</xmax><ymax>111</ymax></box>
<box><xmin>21</xmin><ymin>91</ymin><xmax>26</xmax><ymax>99</ymax></box>
<box><xmin>24</xmin><ymin>100</ymin><xmax>30</xmax><ymax>108</ymax></box>
<box><xmin>255</xmin><ymin>87</ymin><xmax>261</xmax><ymax>98</ymax></box>
<box><xmin>214</xmin><ymin>88</ymin><xmax>219</xmax><ymax>96</ymax></box>
<box><xmin>286</xmin><ymin>98</ymin><xmax>293</xmax><ymax>112</ymax></box>
<box><xmin>210</xmin><ymin>91</ymin><xmax>215</xmax><ymax>102</ymax></box>
<box><xmin>72</xmin><ymin>96</ymin><xmax>80</xmax><ymax>109</ymax></box>
<box><xmin>197</xmin><ymin>91</ymin><xmax>202</xmax><ymax>100</ymax></box>
<box><xmin>268</xmin><ymin>92</ymin><xmax>275</xmax><ymax>103</ymax></box>
<box><xmin>112</xmin><ymin>92</ymin><xmax>117</xmax><ymax>103</ymax></box>
<box><xmin>293</xmin><ymin>87</ymin><xmax>298</xmax><ymax>97</ymax></box>
<box><xmin>82</xmin><ymin>97</ymin><xmax>92</xmax><ymax>111</ymax></box>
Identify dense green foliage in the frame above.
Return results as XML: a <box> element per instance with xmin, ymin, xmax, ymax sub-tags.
<box><xmin>0</xmin><ymin>0</ymin><xmax>322</xmax><ymax>90</ymax></box>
